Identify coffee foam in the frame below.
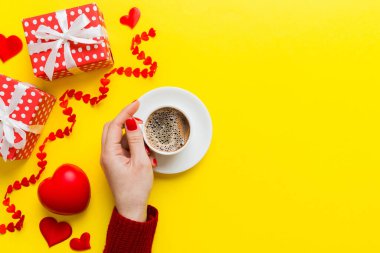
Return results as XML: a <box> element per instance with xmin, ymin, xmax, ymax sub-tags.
<box><xmin>145</xmin><ymin>107</ymin><xmax>190</xmax><ymax>153</ymax></box>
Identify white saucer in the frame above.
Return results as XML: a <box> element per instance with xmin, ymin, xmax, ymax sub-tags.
<box><xmin>136</xmin><ymin>87</ymin><xmax>213</xmax><ymax>174</ymax></box>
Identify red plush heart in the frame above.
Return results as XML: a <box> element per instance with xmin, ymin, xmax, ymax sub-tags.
<box><xmin>0</xmin><ymin>34</ymin><xmax>23</xmax><ymax>62</ymax></box>
<box><xmin>70</xmin><ymin>232</ymin><xmax>91</xmax><ymax>251</ymax></box>
<box><xmin>38</xmin><ymin>164</ymin><xmax>91</xmax><ymax>215</ymax></box>
<box><xmin>120</xmin><ymin>7</ymin><xmax>141</xmax><ymax>29</ymax></box>
<box><xmin>39</xmin><ymin>217</ymin><xmax>72</xmax><ymax>247</ymax></box>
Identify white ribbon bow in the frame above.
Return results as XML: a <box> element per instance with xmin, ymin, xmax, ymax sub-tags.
<box><xmin>0</xmin><ymin>83</ymin><xmax>43</xmax><ymax>161</ymax></box>
<box><xmin>28</xmin><ymin>10</ymin><xmax>104</xmax><ymax>80</ymax></box>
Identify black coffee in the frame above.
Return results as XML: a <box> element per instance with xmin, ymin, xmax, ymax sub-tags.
<box><xmin>145</xmin><ymin>107</ymin><xmax>190</xmax><ymax>153</ymax></box>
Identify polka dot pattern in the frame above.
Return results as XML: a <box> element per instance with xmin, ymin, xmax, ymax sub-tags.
<box><xmin>22</xmin><ymin>3</ymin><xmax>113</xmax><ymax>81</ymax></box>
<box><xmin>0</xmin><ymin>75</ymin><xmax>56</xmax><ymax>160</ymax></box>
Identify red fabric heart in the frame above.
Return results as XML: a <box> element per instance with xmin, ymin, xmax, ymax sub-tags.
<box><xmin>7</xmin><ymin>223</ymin><xmax>15</xmax><ymax>232</ymax></box>
<box><xmin>59</xmin><ymin>100</ymin><xmax>68</xmax><ymax>108</ymax></box>
<box><xmin>99</xmin><ymin>87</ymin><xmax>109</xmax><ymax>94</ymax></box>
<box><xmin>82</xmin><ymin>94</ymin><xmax>90</xmax><ymax>103</ymax></box>
<box><xmin>133</xmin><ymin>68</ymin><xmax>140</xmax><ymax>77</ymax></box>
<box><xmin>29</xmin><ymin>175</ymin><xmax>37</xmax><ymax>184</ymax></box>
<box><xmin>137</xmin><ymin>51</ymin><xmax>145</xmax><ymax>60</ymax></box>
<box><xmin>141</xmin><ymin>69</ymin><xmax>148</xmax><ymax>78</ymax></box>
<box><xmin>0</xmin><ymin>224</ymin><xmax>6</xmax><ymax>234</ymax></box>
<box><xmin>132</xmin><ymin>46</ymin><xmax>139</xmax><ymax>55</ymax></box>
<box><xmin>70</xmin><ymin>232</ymin><xmax>91</xmax><ymax>251</ymax></box>
<box><xmin>12</xmin><ymin>210</ymin><xmax>21</xmax><ymax>219</ymax></box>
<box><xmin>148</xmin><ymin>28</ymin><xmax>156</xmax><ymax>37</ymax></box>
<box><xmin>141</xmin><ymin>32</ymin><xmax>149</xmax><ymax>41</ymax></box>
<box><xmin>120</xmin><ymin>7</ymin><xmax>141</xmax><ymax>29</ymax></box>
<box><xmin>3</xmin><ymin>198</ymin><xmax>10</xmax><ymax>206</ymax></box>
<box><xmin>21</xmin><ymin>177</ymin><xmax>30</xmax><ymax>187</ymax></box>
<box><xmin>64</xmin><ymin>127</ymin><xmax>71</xmax><ymax>136</ymax></box>
<box><xmin>13</xmin><ymin>181</ymin><xmax>21</xmax><ymax>190</ymax></box>
<box><xmin>63</xmin><ymin>107</ymin><xmax>73</xmax><ymax>116</ymax></box>
<box><xmin>124</xmin><ymin>67</ymin><xmax>132</xmax><ymax>77</ymax></box>
<box><xmin>68</xmin><ymin>114</ymin><xmax>76</xmax><ymax>123</ymax></box>
<box><xmin>100</xmin><ymin>78</ymin><xmax>110</xmax><ymax>85</ymax></box>
<box><xmin>6</xmin><ymin>204</ymin><xmax>15</xmax><ymax>213</ymax></box>
<box><xmin>74</xmin><ymin>91</ymin><xmax>83</xmax><ymax>100</ymax></box>
<box><xmin>37</xmin><ymin>152</ymin><xmax>47</xmax><ymax>160</ymax></box>
<box><xmin>39</xmin><ymin>217</ymin><xmax>72</xmax><ymax>247</ymax></box>
<box><xmin>143</xmin><ymin>56</ymin><xmax>152</xmax><ymax>65</ymax></box>
<box><xmin>38</xmin><ymin>164</ymin><xmax>91</xmax><ymax>215</ymax></box>
<box><xmin>0</xmin><ymin>34</ymin><xmax>23</xmax><ymax>62</ymax></box>
<box><xmin>90</xmin><ymin>97</ymin><xmax>98</xmax><ymax>105</ymax></box>
<box><xmin>56</xmin><ymin>129</ymin><xmax>64</xmax><ymax>138</ymax></box>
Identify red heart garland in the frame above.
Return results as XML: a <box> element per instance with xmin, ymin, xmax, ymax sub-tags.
<box><xmin>0</xmin><ymin>34</ymin><xmax>23</xmax><ymax>62</ymax></box>
<box><xmin>70</xmin><ymin>232</ymin><xmax>91</xmax><ymax>251</ymax></box>
<box><xmin>120</xmin><ymin>7</ymin><xmax>141</xmax><ymax>29</ymax></box>
<box><xmin>39</xmin><ymin>217</ymin><xmax>72</xmax><ymax>247</ymax></box>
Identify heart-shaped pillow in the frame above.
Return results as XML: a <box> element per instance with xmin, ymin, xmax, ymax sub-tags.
<box><xmin>38</xmin><ymin>164</ymin><xmax>91</xmax><ymax>215</ymax></box>
<box><xmin>0</xmin><ymin>34</ymin><xmax>22</xmax><ymax>62</ymax></box>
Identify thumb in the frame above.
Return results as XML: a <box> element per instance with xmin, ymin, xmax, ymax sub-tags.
<box><xmin>125</xmin><ymin>117</ymin><xmax>146</xmax><ymax>159</ymax></box>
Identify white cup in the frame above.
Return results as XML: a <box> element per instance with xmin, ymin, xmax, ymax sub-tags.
<box><xmin>142</xmin><ymin>106</ymin><xmax>192</xmax><ymax>155</ymax></box>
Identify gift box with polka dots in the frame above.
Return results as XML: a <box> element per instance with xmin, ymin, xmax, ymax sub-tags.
<box><xmin>0</xmin><ymin>74</ymin><xmax>56</xmax><ymax>161</ymax></box>
<box><xmin>22</xmin><ymin>3</ymin><xmax>114</xmax><ymax>81</ymax></box>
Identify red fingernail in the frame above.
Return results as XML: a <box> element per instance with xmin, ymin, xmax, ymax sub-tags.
<box><xmin>145</xmin><ymin>145</ymin><xmax>151</xmax><ymax>155</ymax></box>
<box><xmin>125</xmin><ymin>118</ymin><xmax>137</xmax><ymax>131</ymax></box>
<box><xmin>153</xmin><ymin>158</ymin><xmax>157</xmax><ymax>167</ymax></box>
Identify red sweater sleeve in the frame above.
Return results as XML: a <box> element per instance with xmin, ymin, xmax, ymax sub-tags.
<box><xmin>104</xmin><ymin>205</ymin><xmax>158</xmax><ymax>253</ymax></box>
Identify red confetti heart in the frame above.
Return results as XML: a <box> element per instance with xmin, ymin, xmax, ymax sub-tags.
<box><xmin>120</xmin><ymin>7</ymin><xmax>141</xmax><ymax>29</ymax></box>
<box><xmin>7</xmin><ymin>223</ymin><xmax>15</xmax><ymax>232</ymax></box>
<box><xmin>90</xmin><ymin>97</ymin><xmax>98</xmax><ymax>105</ymax></box>
<box><xmin>99</xmin><ymin>87</ymin><xmax>109</xmax><ymax>94</ymax></box>
<box><xmin>29</xmin><ymin>175</ymin><xmax>37</xmax><ymax>184</ymax></box>
<box><xmin>148</xmin><ymin>28</ymin><xmax>156</xmax><ymax>37</ymax></box>
<box><xmin>39</xmin><ymin>145</ymin><xmax>45</xmax><ymax>152</ymax></box>
<box><xmin>64</xmin><ymin>127</ymin><xmax>71</xmax><ymax>136</ymax></box>
<box><xmin>132</xmin><ymin>46</ymin><xmax>139</xmax><ymax>55</ymax></box>
<box><xmin>6</xmin><ymin>204</ymin><xmax>15</xmax><ymax>213</ymax></box>
<box><xmin>13</xmin><ymin>181</ymin><xmax>21</xmax><ymax>190</ymax></box>
<box><xmin>149</xmin><ymin>70</ymin><xmax>154</xmax><ymax>77</ymax></box>
<box><xmin>56</xmin><ymin>129</ymin><xmax>64</xmax><ymax>138</ymax></box>
<box><xmin>141</xmin><ymin>32</ymin><xmax>149</xmax><ymax>41</ymax></box>
<box><xmin>100</xmin><ymin>78</ymin><xmax>110</xmax><ymax>85</ymax></box>
<box><xmin>117</xmin><ymin>67</ymin><xmax>124</xmax><ymax>75</ymax></box>
<box><xmin>37</xmin><ymin>152</ymin><xmax>47</xmax><ymax>160</ymax></box>
<box><xmin>134</xmin><ymin>35</ymin><xmax>141</xmax><ymax>45</ymax></box>
<box><xmin>124</xmin><ymin>67</ymin><xmax>132</xmax><ymax>77</ymax></box>
<box><xmin>59</xmin><ymin>100</ymin><xmax>68</xmax><ymax>108</ymax></box>
<box><xmin>12</xmin><ymin>210</ymin><xmax>21</xmax><ymax>219</ymax></box>
<box><xmin>137</xmin><ymin>51</ymin><xmax>145</xmax><ymax>60</ymax></box>
<box><xmin>7</xmin><ymin>185</ymin><xmax>13</xmax><ymax>194</ymax></box>
<box><xmin>67</xmin><ymin>89</ymin><xmax>75</xmax><ymax>97</ymax></box>
<box><xmin>70</xmin><ymin>232</ymin><xmax>91</xmax><ymax>251</ymax></box>
<box><xmin>21</xmin><ymin>177</ymin><xmax>29</xmax><ymax>187</ymax></box>
<box><xmin>0</xmin><ymin>34</ymin><xmax>23</xmax><ymax>62</ymax></box>
<box><xmin>74</xmin><ymin>91</ymin><xmax>83</xmax><ymax>100</ymax></box>
<box><xmin>40</xmin><ymin>217</ymin><xmax>72</xmax><ymax>247</ymax></box>
<box><xmin>15</xmin><ymin>216</ymin><xmax>24</xmax><ymax>231</ymax></box>
<box><xmin>3</xmin><ymin>198</ymin><xmax>10</xmax><ymax>206</ymax></box>
<box><xmin>141</xmin><ymin>68</ymin><xmax>148</xmax><ymax>78</ymax></box>
<box><xmin>63</xmin><ymin>107</ymin><xmax>73</xmax><ymax>115</ymax></box>
<box><xmin>99</xmin><ymin>94</ymin><xmax>107</xmax><ymax>100</ymax></box>
<box><xmin>143</xmin><ymin>56</ymin><xmax>152</xmax><ymax>65</ymax></box>
<box><xmin>48</xmin><ymin>132</ymin><xmax>56</xmax><ymax>141</ymax></box>
<box><xmin>68</xmin><ymin>114</ymin><xmax>76</xmax><ymax>123</ymax></box>
<box><xmin>38</xmin><ymin>160</ymin><xmax>47</xmax><ymax>168</ymax></box>
<box><xmin>133</xmin><ymin>68</ymin><xmax>140</xmax><ymax>77</ymax></box>
<box><xmin>0</xmin><ymin>224</ymin><xmax>6</xmax><ymax>234</ymax></box>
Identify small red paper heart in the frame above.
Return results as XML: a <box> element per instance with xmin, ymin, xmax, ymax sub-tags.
<box><xmin>6</xmin><ymin>204</ymin><xmax>15</xmax><ymax>213</ymax></box>
<box><xmin>0</xmin><ymin>34</ymin><xmax>23</xmax><ymax>62</ymax></box>
<box><xmin>99</xmin><ymin>87</ymin><xmax>109</xmax><ymax>94</ymax></box>
<box><xmin>56</xmin><ymin>129</ymin><xmax>64</xmax><ymax>138</ymax></box>
<box><xmin>37</xmin><ymin>152</ymin><xmax>47</xmax><ymax>160</ymax></box>
<box><xmin>64</xmin><ymin>127</ymin><xmax>71</xmax><ymax>136</ymax></box>
<box><xmin>141</xmin><ymin>68</ymin><xmax>148</xmax><ymax>78</ymax></box>
<box><xmin>90</xmin><ymin>97</ymin><xmax>98</xmax><ymax>105</ymax></box>
<box><xmin>3</xmin><ymin>198</ymin><xmax>10</xmax><ymax>206</ymax></box>
<box><xmin>124</xmin><ymin>67</ymin><xmax>132</xmax><ymax>77</ymax></box>
<box><xmin>100</xmin><ymin>78</ymin><xmax>110</xmax><ymax>85</ymax></box>
<box><xmin>38</xmin><ymin>160</ymin><xmax>47</xmax><ymax>168</ymax></box>
<box><xmin>137</xmin><ymin>51</ymin><xmax>145</xmax><ymax>60</ymax></box>
<box><xmin>74</xmin><ymin>91</ymin><xmax>83</xmax><ymax>100</ymax></box>
<box><xmin>120</xmin><ymin>7</ymin><xmax>141</xmax><ymax>29</ymax></box>
<box><xmin>21</xmin><ymin>177</ymin><xmax>30</xmax><ymax>187</ymax></box>
<box><xmin>132</xmin><ymin>46</ymin><xmax>139</xmax><ymax>55</ymax></box>
<box><xmin>15</xmin><ymin>217</ymin><xmax>24</xmax><ymax>231</ymax></box>
<box><xmin>7</xmin><ymin>223</ymin><xmax>15</xmax><ymax>232</ymax></box>
<box><xmin>48</xmin><ymin>132</ymin><xmax>56</xmax><ymax>141</ymax></box>
<box><xmin>68</xmin><ymin>114</ymin><xmax>76</xmax><ymax>123</ymax></box>
<box><xmin>63</xmin><ymin>107</ymin><xmax>73</xmax><ymax>116</ymax></box>
<box><xmin>141</xmin><ymin>32</ymin><xmax>149</xmax><ymax>41</ymax></box>
<box><xmin>12</xmin><ymin>210</ymin><xmax>21</xmax><ymax>219</ymax></box>
<box><xmin>39</xmin><ymin>145</ymin><xmax>45</xmax><ymax>152</ymax></box>
<box><xmin>0</xmin><ymin>224</ymin><xmax>6</xmax><ymax>234</ymax></box>
<box><xmin>148</xmin><ymin>28</ymin><xmax>156</xmax><ymax>37</ymax></box>
<box><xmin>117</xmin><ymin>67</ymin><xmax>124</xmax><ymax>75</ymax></box>
<box><xmin>13</xmin><ymin>181</ymin><xmax>21</xmax><ymax>190</ymax></box>
<box><xmin>40</xmin><ymin>217</ymin><xmax>72</xmax><ymax>247</ymax></box>
<box><xmin>7</xmin><ymin>185</ymin><xmax>13</xmax><ymax>194</ymax></box>
<box><xmin>82</xmin><ymin>94</ymin><xmax>90</xmax><ymax>103</ymax></box>
<box><xmin>134</xmin><ymin>35</ymin><xmax>141</xmax><ymax>44</ymax></box>
<box><xmin>99</xmin><ymin>94</ymin><xmax>107</xmax><ymax>100</ymax></box>
<box><xmin>133</xmin><ymin>68</ymin><xmax>140</xmax><ymax>78</ymax></box>
<box><xmin>150</xmin><ymin>62</ymin><xmax>158</xmax><ymax>71</ymax></box>
<box><xmin>67</xmin><ymin>89</ymin><xmax>75</xmax><ymax>97</ymax></box>
<box><xmin>143</xmin><ymin>56</ymin><xmax>152</xmax><ymax>65</ymax></box>
<box><xmin>38</xmin><ymin>164</ymin><xmax>91</xmax><ymax>215</ymax></box>
<box><xmin>29</xmin><ymin>175</ymin><xmax>37</xmax><ymax>184</ymax></box>
<box><xmin>59</xmin><ymin>100</ymin><xmax>68</xmax><ymax>108</ymax></box>
<box><xmin>70</xmin><ymin>232</ymin><xmax>91</xmax><ymax>251</ymax></box>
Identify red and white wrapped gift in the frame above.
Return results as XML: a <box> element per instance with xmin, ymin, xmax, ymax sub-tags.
<box><xmin>22</xmin><ymin>3</ymin><xmax>113</xmax><ymax>81</ymax></box>
<box><xmin>0</xmin><ymin>74</ymin><xmax>55</xmax><ymax>161</ymax></box>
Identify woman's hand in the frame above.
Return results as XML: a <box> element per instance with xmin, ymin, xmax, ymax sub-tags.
<box><xmin>101</xmin><ymin>100</ymin><xmax>157</xmax><ymax>222</ymax></box>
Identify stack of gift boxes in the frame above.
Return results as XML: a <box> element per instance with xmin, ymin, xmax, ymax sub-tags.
<box><xmin>0</xmin><ymin>3</ymin><xmax>114</xmax><ymax>161</ymax></box>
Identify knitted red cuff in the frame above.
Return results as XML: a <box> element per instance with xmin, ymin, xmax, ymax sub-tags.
<box><xmin>104</xmin><ymin>205</ymin><xmax>158</xmax><ymax>253</ymax></box>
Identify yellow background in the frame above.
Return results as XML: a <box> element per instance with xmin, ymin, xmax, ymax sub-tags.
<box><xmin>1</xmin><ymin>0</ymin><xmax>380</xmax><ymax>252</ymax></box>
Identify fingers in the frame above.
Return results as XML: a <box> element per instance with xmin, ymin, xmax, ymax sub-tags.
<box><xmin>101</xmin><ymin>122</ymin><xmax>110</xmax><ymax>151</ymax></box>
<box><xmin>125</xmin><ymin>117</ymin><xmax>148</xmax><ymax>160</ymax></box>
<box><xmin>106</xmin><ymin>101</ymin><xmax>140</xmax><ymax>145</ymax></box>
